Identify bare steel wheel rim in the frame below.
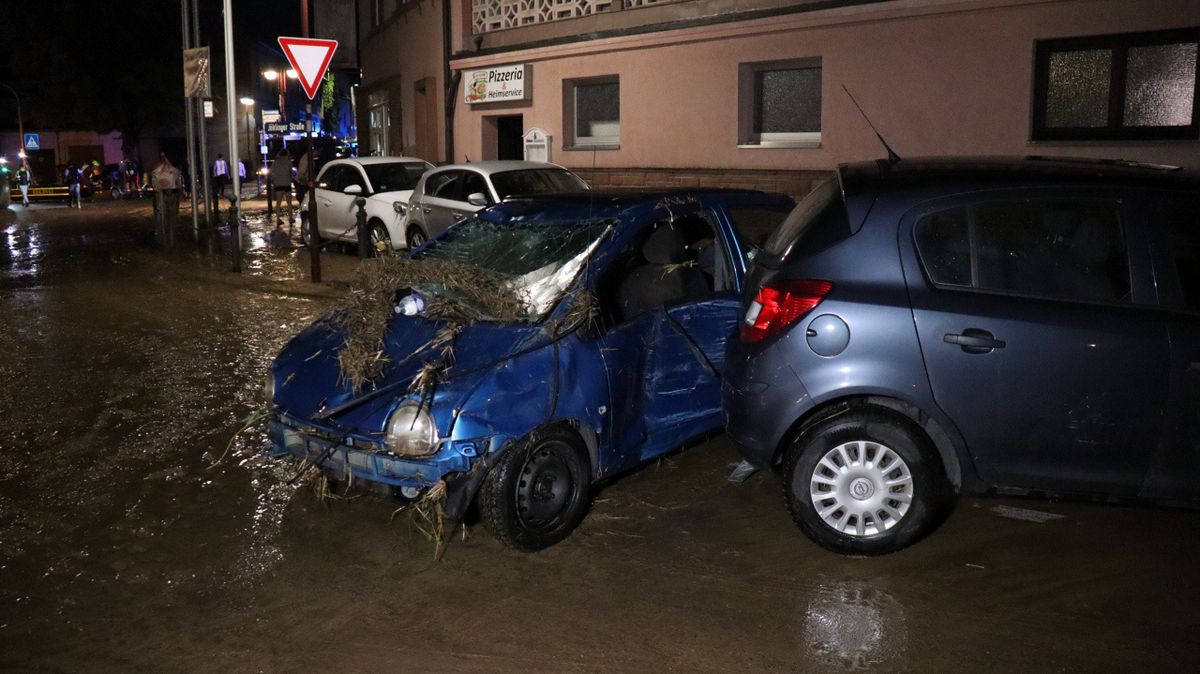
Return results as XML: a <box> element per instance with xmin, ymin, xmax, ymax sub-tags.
<box><xmin>809</xmin><ymin>440</ymin><xmax>914</xmax><ymax>537</ymax></box>
<box><xmin>515</xmin><ymin>443</ymin><xmax>576</xmax><ymax>528</ymax></box>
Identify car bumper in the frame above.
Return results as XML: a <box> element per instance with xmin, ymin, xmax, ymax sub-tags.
<box><xmin>721</xmin><ymin>347</ymin><xmax>813</xmax><ymax>469</ymax></box>
<box><xmin>266</xmin><ymin>417</ymin><xmax>482</xmax><ymax>489</ymax></box>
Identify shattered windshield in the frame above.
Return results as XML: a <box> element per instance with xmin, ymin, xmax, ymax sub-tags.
<box><xmin>410</xmin><ymin>216</ymin><xmax>613</xmax><ymax>320</ymax></box>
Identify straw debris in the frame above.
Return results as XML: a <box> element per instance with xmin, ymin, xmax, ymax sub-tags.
<box><xmin>336</xmin><ymin>256</ymin><xmax>529</xmax><ymax>390</ymax></box>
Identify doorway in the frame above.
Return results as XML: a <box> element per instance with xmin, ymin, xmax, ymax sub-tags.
<box><xmin>414</xmin><ymin>78</ymin><xmax>438</xmax><ymax>162</ymax></box>
<box><xmin>494</xmin><ymin>114</ymin><xmax>524</xmax><ymax>160</ymax></box>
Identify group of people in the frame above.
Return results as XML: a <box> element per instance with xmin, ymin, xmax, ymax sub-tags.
<box><xmin>209</xmin><ymin>149</ymin><xmax>307</xmax><ymax>226</ymax></box>
<box><xmin>8</xmin><ymin>149</ymin><xmax>308</xmax><ymax>219</ymax></box>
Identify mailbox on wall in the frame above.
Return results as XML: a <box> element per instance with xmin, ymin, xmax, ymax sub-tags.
<box><xmin>523</xmin><ymin>128</ymin><xmax>551</xmax><ymax>163</ymax></box>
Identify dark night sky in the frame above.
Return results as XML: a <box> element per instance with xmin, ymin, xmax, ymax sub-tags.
<box><xmin>0</xmin><ymin>0</ymin><xmax>304</xmax><ymax>138</ymax></box>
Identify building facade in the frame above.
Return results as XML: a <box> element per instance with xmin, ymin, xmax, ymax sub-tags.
<box><xmin>358</xmin><ymin>0</ymin><xmax>1200</xmax><ymax>197</ymax></box>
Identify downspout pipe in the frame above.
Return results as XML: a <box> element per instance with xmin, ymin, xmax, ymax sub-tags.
<box><xmin>442</xmin><ymin>0</ymin><xmax>455</xmax><ymax>163</ymax></box>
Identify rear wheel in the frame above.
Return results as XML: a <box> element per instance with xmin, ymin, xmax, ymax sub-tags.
<box><xmin>406</xmin><ymin>226</ymin><xmax>427</xmax><ymax>250</ymax></box>
<box><xmin>479</xmin><ymin>426</ymin><xmax>591</xmax><ymax>552</ymax></box>
<box><xmin>784</xmin><ymin>409</ymin><xmax>951</xmax><ymax>555</ymax></box>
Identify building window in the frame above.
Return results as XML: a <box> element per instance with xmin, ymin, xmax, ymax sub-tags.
<box><xmin>565</xmin><ymin>76</ymin><xmax>619</xmax><ymax>149</ymax></box>
<box><xmin>368</xmin><ymin>91</ymin><xmax>389</xmax><ymax>156</ymax></box>
<box><xmin>1032</xmin><ymin>28</ymin><xmax>1200</xmax><ymax>141</ymax></box>
<box><xmin>739</xmin><ymin>58</ymin><xmax>822</xmax><ymax>148</ymax></box>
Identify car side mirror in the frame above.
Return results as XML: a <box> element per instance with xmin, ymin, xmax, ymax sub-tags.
<box><xmin>467</xmin><ymin>192</ymin><xmax>488</xmax><ymax>207</ymax></box>
<box><xmin>343</xmin><ymin>184</ymin><xmax>363</xmax><ymax>195</ymax></box>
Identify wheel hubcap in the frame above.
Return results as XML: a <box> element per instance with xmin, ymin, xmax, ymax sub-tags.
<box><xmin>809</xmin><ymin>440</ymin><xmax>914</xmax><ymax>538</ymax></box>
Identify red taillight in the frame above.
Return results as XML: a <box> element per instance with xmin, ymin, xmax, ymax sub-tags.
<box><xmin>739</xmin><ymin>279</ymin><xmax>833</xmax><ymax>343</ymax></box>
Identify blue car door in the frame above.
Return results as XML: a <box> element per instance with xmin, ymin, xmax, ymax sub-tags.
<box><xmin>596</xmin><ymin>207</ymin><xmax>744</xmax><ymax>473</ymax></box>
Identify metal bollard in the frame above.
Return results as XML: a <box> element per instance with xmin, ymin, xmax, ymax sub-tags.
<box><xmin>355</xmin><ymin>197</ymin><xmax>370</xmax><ymax>260</ymax></box>
<box><xmin>230</xmin><ymin>195</ymin><xmax>241</xmax><ymax>273</ymax></box>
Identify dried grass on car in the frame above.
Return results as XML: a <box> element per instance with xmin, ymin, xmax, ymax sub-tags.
<box><xmin>336</xmin><ymin>256</ymin><xmax>528</xmax><ymax>390</ymax></box>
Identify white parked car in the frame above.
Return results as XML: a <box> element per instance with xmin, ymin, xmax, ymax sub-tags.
<box><xmin>405</xmin><ymin>161</ymin><xmax>589</xmax><ymax>249</ymax></box>
<box><xmin>304</xmin><ymin>156</ymin><xmax>433</xmax><ymax>251</ymax></box>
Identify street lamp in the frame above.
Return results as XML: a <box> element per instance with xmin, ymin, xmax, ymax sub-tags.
<box><xmin>239</xmin><ymin>96</ymin><xmax>254</xmax><ymax>163</ymax></box>
<box><xmin>0</xmin><ymin>82</ymin><xmax>24</xmax><ymax>159</ymax></box>
<box><xmin>262</xmin><ymin>68</ymin><xmax>299</xmax><ymax>119</ymax></box>
<box><xmin>240</xmin><ymin>97</ymin><xmax>256</xmax><ymax>195</ymax></box>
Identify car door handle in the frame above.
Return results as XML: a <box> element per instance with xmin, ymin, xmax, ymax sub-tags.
<box><xmin>422</xmin><ymin>207</ymin><xmax>432</xmax><ymax>214</ymax></box>
<box><xmin>450</xmin><ymin>212</ymin><xmax>464</xmax><ymax>220</ymax></box>
<box><xmin>944</xmin><ymin>329</ymin><xmax>1006</xmax><ymax>353</ymax></box>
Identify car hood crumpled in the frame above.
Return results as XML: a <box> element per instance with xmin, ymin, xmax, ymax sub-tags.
<box><xmin>272</xmin><ymin>310</ymin><xmax>547</xmax><ymax>428</ymax></box>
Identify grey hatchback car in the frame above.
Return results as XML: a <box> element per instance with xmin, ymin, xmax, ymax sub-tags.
<box><xmin>723</xmin><ymin>157</ymin><xmax>1200</xmax><ymax>555</ymax></box>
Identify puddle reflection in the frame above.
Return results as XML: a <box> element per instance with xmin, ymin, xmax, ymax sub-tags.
<box><xmin>803</xmin><ymin>580</ymin><xmax>908</xmax><ymax>671</ymax></box>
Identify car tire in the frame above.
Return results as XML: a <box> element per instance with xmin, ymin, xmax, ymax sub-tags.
<box><xmin>784</xmin><ymin>408</ymin><xmax>951</xmax><ymax>556</ymax></box>
<box><xmin>479</xmin><ymin>426</ymin><xmax>592</xmax><ymax>552</ymax></box>
<box><xmin>369</xmin><ymin>220</ymin><xmax>391</xmax><ymax>254</ymax></box>
<box><xmin>406</xmin><ymin>226</ymin><xmax>427</xmax><ymax>250</ymax></box>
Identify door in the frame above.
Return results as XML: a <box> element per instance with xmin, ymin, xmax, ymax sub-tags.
<box><xmin>902</xmin><ymin>192</ymin><xmax>1168</xmax><ymax>495</ymax></box>
<box><xmin>313</xmin><ymin>165</ymin><xmax>344</xmax><ymax>238</ymax></box>
<box><xmin>413</xmin><ymin>78</ymin><xmax>438</xmax><ymax>162</ymax></box>
<box><xmin>594</xmin><ymin>209</ymin><xmax>741</xmax><ymax>474</ymax></box>
<box><xmin>1143</xmin><ymin>196</ymin><xmax>1200</xmax><ymax>501</ymax></box>
<box><xmin>417</xmin><ymin>170</ymin><xmax>465</xmax><ymax>237</ymax></box>
<box><xmin>497</xmin><ymin>115</ymin><xmax>524</xmax><ymax>160</ymax></box>
<box><xmin>315</xmin><ymin>165</ymin><xmax>362</xmax><ymax>240</ymax></box>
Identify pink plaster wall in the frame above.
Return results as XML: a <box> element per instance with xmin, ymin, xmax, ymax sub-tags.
<box><xmin>360</xmin><ymin>1</ymin><xmax>447</xmax><ymax>161</ymax></box>
<box><xmin>452</xmin><ymin>0</ymin><xmax>1200</xmax><ymax>172</ymax></box>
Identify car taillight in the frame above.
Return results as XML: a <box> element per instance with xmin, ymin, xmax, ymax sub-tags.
<box><xmin>740</xmin><ymin>279</ymin><xmax>833</xmax><ymax>343</ymax></box>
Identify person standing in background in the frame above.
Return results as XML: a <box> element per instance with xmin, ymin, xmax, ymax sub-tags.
<box><xmin>211</xmin><ymin>153</ymin><xmax>229</xmax><ymax>211</ymax></box>
<box><xmin>65</xmin><ymin>163</ymin><xmax>83</xmax><ymax>208</ymax></box>
<box><xmin>269</xmin><ymin>150</ymin><xmax>293</xmax><ymax>228</ymax></box>
<box><xmin>16</xmin><ymin>161</ymin><xmax>33</xmax><ymax>206</ymax></box>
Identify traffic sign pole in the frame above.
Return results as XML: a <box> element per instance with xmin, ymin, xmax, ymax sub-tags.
<box><xmin>278</xmin><ymin>34</ymin><xmax>338</xmax><ymax>285</ymax></box>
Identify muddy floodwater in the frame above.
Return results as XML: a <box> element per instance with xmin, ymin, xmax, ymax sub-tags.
<box><xmin>2</xmin><ymin>201</ymin><xmax>1198</xmax><ymax>672</ymax></box>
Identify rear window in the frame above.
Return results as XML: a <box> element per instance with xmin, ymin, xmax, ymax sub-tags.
<box><xmin>914</xmin><ymin>198</ymin><xmax>1130</xmax><ymax>304</ymax></box>
<box><xmin>490</xmin><ymin>168</ymin><xmax>588</xmax><ymax>200</ymax></box>
<box><xmin>725</xmin><ymin>207</ymin><xmax>792</xmax><ymax>248</ymax></box>
<box><xmin>364</xmin><ymin>161</ymin><xmax>428</xmax><ymax>193</ymax></box>
<box><xmin>760</xmin><ymin>179</ymin><xmax>850</xmax><ymax>265</ymax></box>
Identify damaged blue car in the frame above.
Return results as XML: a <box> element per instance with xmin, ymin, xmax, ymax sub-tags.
<box><xmin>265</xmin><ymin>189</ymin><xmax>794</xmax><ymax>551</ymax></box>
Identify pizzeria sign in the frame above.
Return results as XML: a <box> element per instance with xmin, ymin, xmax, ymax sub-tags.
<box><xmin>464</xmin><ymin>64</ymin><xmax>530</xmax><ymax>104</ymax></box>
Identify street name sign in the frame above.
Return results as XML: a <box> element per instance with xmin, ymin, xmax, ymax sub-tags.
<box><xmin>277</xmin><ymin>37</ymin><xmax>339</xmax><ymax>101</ymax></box>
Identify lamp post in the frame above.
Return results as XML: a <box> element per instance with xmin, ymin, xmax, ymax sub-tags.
<box><xmin>262</xmin><ymin>68</ymin><xmax>298</xmax><ymax>121</ymax></box>
<box><xmin>239</xmin><ymin>97</ymin><xmax>254</xmax><ymax>172</ymax></box>
<box><xmin>0</xmin><ymin>82</ymin><xmax>25</xmax><ymax>159</ymax></box>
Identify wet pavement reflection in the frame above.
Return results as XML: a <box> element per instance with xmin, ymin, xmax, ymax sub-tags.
<box><xmin>1</xmin><ymin>201</ymin><xmax>1198</xmax><ymax>672</ymax></box>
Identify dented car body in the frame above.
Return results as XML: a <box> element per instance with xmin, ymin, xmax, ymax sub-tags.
<box><xmin>266</xmin><ymin>189</ymin><xmax>795</xmax><ymax>550</ymax></box>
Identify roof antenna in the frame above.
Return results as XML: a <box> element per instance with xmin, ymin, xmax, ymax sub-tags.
<box><xmin>842</xmin><ymin>84</ymin><xmax>901</xmax><ymax>164</ymax></box>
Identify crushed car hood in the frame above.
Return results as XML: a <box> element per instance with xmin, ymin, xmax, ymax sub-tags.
<box><xmin>272</xmin><ymin>310</ymin><xmax>546</xmax><ymax>426</ymax></box>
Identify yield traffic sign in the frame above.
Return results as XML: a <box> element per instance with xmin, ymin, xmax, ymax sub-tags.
<box><xmin>277</xmin><ymin>37</ymin><xmax>338</xmax><ymax>101</ymax></box>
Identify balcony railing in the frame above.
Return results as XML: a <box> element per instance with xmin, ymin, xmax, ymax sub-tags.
<box><xmin>472</xmin><ymin>0</ymin><xmax>689</xmax><ymax>34</ymax></box>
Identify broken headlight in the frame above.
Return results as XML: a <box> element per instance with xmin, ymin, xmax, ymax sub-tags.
<box><xmin>385</xmin><ymin>403</ymin><xmax>438</xmax><ymax>457</ymax></box>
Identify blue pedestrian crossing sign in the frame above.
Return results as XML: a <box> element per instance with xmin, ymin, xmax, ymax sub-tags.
<box><xmin>23</xmin><ymin>134</ymin><xmax>39</xmax><ymax>151</ymax></box>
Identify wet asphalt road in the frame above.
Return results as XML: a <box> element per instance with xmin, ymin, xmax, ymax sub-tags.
<box><xmin>1</xmin><ymin>200</ymin><xmax>1198</xmax><ymax>673</ymax></box>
